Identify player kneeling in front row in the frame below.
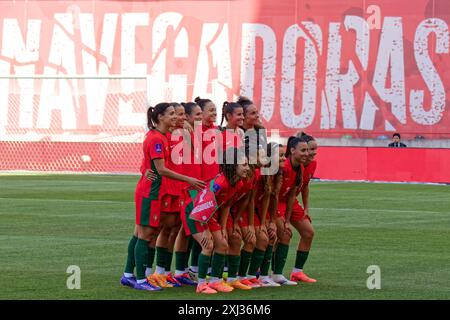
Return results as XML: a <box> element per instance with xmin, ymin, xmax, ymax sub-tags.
<box><xmin>183</xmin><ymin>147</ymin><xmax>250</xmax><ymax>294</ymax></box>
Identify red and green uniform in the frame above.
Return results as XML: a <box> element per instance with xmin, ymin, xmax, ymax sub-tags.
<box><xmin>179</xmin><ymin>130</ymin><xmax>203</xmax><ymax>231</ymax></box>
<box><xmin>182</xmin><ymin>173</ymin><xmax>243</xmax><ymax>236</ymax></box>
<box><xmin>276</xmin><ymin>158</ymin><xmax>304</xmax><ymax>221</ymax></box>
<box><xmin>182</xmin><ymin>130</ymin><xmax>203</xmax><ymax>181</ymax></box>
<box><xmin>135</xmin><ymin>129</ymin><xmax>169</xmax><ymax>227</ymax></box>
<box><xmin>159</xmin><ymin>131</ymin><xmax>187</xmax><ymax>213</ymax></box>
<box><xmin>230</xmin><ymin>169</ymin><xmax>260</xmax><ymax>228</ymax></box>
<box><xmin>200</xmin><ymin>123</ymin><xmax>220</xmax><ymax>183</ymax></box>
<box><xmin>290</xmin><ymin>160</ymin><xmax>317</xmax><ymax>223</ymax></box>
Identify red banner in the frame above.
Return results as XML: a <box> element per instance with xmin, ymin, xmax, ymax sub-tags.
<box><xmin>1</xmin><ymin>0</ymin><xmax>450</xmax><ymax>142</ymax></box>
<box><xmin>315</xmin><ymin>146</ymin><xmax>450</xmax><ymax>183</ymax></box>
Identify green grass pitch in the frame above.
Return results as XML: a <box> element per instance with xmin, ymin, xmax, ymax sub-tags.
<box><xmin>1</xmin><ymin>174</ymin><xmax>449</xmax><ymax>300</ymax></box>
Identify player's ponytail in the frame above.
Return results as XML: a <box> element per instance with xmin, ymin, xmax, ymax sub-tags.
<box><xmin>263</xmin><ymin>142</ymin><xmax>283</xmax><ymax>193</ymax></box>
<box><xmin>296</xmin><ymin>131</ymin><xmax>315</xmax><ymax>143</ymax></box>
<box><xmin>285</xmin><ymin>136</ymin><xmax>301</xmax><ymax>158</ymax></box>
<box><xmin>220</xmin><ymin>101</ymin><xmax>228</xmax><ymax>126</ymax></box>
<box><xmin>147</xmin><ymin>106</ymin><xmax>156</xmax><ymax>129</ymax></box>
<box><xmin>147</xmin><ymin>102</ymin><xmax>171</xmax><ymax>129</ymax></box>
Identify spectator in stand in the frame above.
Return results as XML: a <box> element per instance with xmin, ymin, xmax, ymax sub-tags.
<box><xmin>388</xmin><ymin>133</ymin><xmax>407</xmax><ymax>148</ymax></box>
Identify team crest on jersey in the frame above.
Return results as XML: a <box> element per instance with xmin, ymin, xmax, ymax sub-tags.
<box><xmin>155</xmin><ymin>143</ymin><xmax>162</xmax><ymax>153</ymax></box>
<box><xmin>212</xmin><ymin>183</ymin><xmax>221</xmax><ymax>193</ymax></box>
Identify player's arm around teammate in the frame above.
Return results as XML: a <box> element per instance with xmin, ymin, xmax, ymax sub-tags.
<box><xmin>186</xmin><ymin>147</ymin><xmax>250</xmax><ymax>294</ymax></box>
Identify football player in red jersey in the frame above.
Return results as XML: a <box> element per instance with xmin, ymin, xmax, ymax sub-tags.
<box><xmin>225</xmin><ymin>157</ymin><xmax>257</xmax><ymax>290</ymax></box>
<box><xmin>186</xmin><ymin>97</ymin><xmax>220</xmax><ymax>279</ymax></box>
<box><xmin>144</xmin><ymin>103</ymin><xmax>203</xmax><ymax>286</ymax></box>
<box><xmin>253</xmin><ymin>143</ymin><xmax>285</xmax><ymax>287</ymax></box>
<box><xmin>150</xmin><ymin>103</ymin><xmax>188</xmax><ymax>288</ymax></box>
<box><xmin>183</xmin><ymin>147</ymin><xmax>250</xmax><ymax>294</ymax></box>
<box><xmin>195</xmin><ymin>96</ymin><xmax>220</xmax><ymax>183</ymax></box>
<box><xmin>234</xmin><ymin>96</ymin><xmax>272</xmax><ymax>288</ymax></box>
<box><xmin>173</xmin><ymin>102</ymin><xmax>205</xmax><ymax>285</ymax></box>
<box><xmin>270</xmin><ymin>136</ymin><xmax>309</xmax><ymax>285</ymax></box>
<box><xmin>217</xmin><ymin>101</ymin><xmax>252</xmax><ymax>290</ymax></box>
<box><xmin>120</xmin><ymin>103</ymin><xmax>205</xmax><ymax>292</ymax></box>
<box><xmin>219</xmin><ymin>101</ymin><xmax>245</xmax><ymax>151</ymax></box>
<box><xmin>289</xmin><ymin>132</ymin><xmax>319</xmax><ymax>283</ymax></box>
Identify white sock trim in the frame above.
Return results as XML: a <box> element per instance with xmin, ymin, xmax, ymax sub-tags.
<box><xmin>145</xmin><ymin>268</ymin><xmax>153</xmax><ymax>277</ymax></box>
<box><xmin>190</xmin><ymin>266</ymin><xmax>199</xmax><ymax>273</ymax></box>
<box><xmin>124</xmin><ymin>273</ymin><xmax>134</xmax><ymax>278</ymax></box>
<box><xmin>175</xmin><ymin>270</ymin><xmax>185</xmax><ymax>276</ymax></box>
<box><xmin>156</xmin><ymin>266</ymin><xmax>165</xmax><ymax>275</ymax></box>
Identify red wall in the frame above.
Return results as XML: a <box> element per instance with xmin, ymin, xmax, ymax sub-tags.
<box><xmin>315</xmin><ymin>147</ymin><xmax>450</xmax><ymax>183</ymax></box>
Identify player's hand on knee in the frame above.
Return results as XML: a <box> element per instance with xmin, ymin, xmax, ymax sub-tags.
<box><xmin>221</xmin><ymin>228</ymin><xmax>228</xmax><ymax>243</ymax></box>
<box><xmin>232</xmin><ymin>223</ymin><xmax>242</xmax><ymax>238</ymax></box>
<box><xmin>246</xmin><ymin>225</ymin><xmax>256</xmax><ymax>244</ymax></box>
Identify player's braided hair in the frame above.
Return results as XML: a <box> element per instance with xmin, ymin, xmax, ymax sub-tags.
<box><xmin>262</xmin><ymin>142</ymin><xmax>283</xmax><ymax>194</ymax></box>
<box><xmin>147</xmin><ymin>102</ymin><xmax>171</xmax><ymax>129</ymax></box>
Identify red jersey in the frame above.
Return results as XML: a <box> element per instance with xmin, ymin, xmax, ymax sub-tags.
<box><xmin>201</xmin><ymin>123</ymin><xmax>220</xmax><ymax>182</ymax></box>
<box><xmin>211</xmin><ymin>174</ymin><xmax>244</xmax><ymax>206</ymax></box>
<box><xmin>297</xmin><ymin>160</ymin><xmax>317</xmax><ymax>195</ymax></box>
<box><xmin>221</xmin><ymin>127</ymin><xmax>244</xmax><ymax>150</ymax></box>
<box><xmin>161</xmin><ymin>130</ymin><xmax>187</xmax><ymax>197</ymax></box>
<box><xmin>136</xmin><ymin>129</ymin><xmax>169</xmax><ymax>199</ymax></box>
<box><xmin>182</xmin><ymin>130</ymin><xmax>202</xmax><ymax>180</ymax></box>
<box><xmin>231</xmin><ymin>168</ymin><xmax>260</xmax><ymax>215</ymax></box>
<box><xmin>278</xmin><ymin>157</ymin><xmax>303</xmax><ymax>202</ymax></box>
<box><xmin>235</xmin><ymin>168</ymin><xmax>260</xmax><ymax>199</ymax></box>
